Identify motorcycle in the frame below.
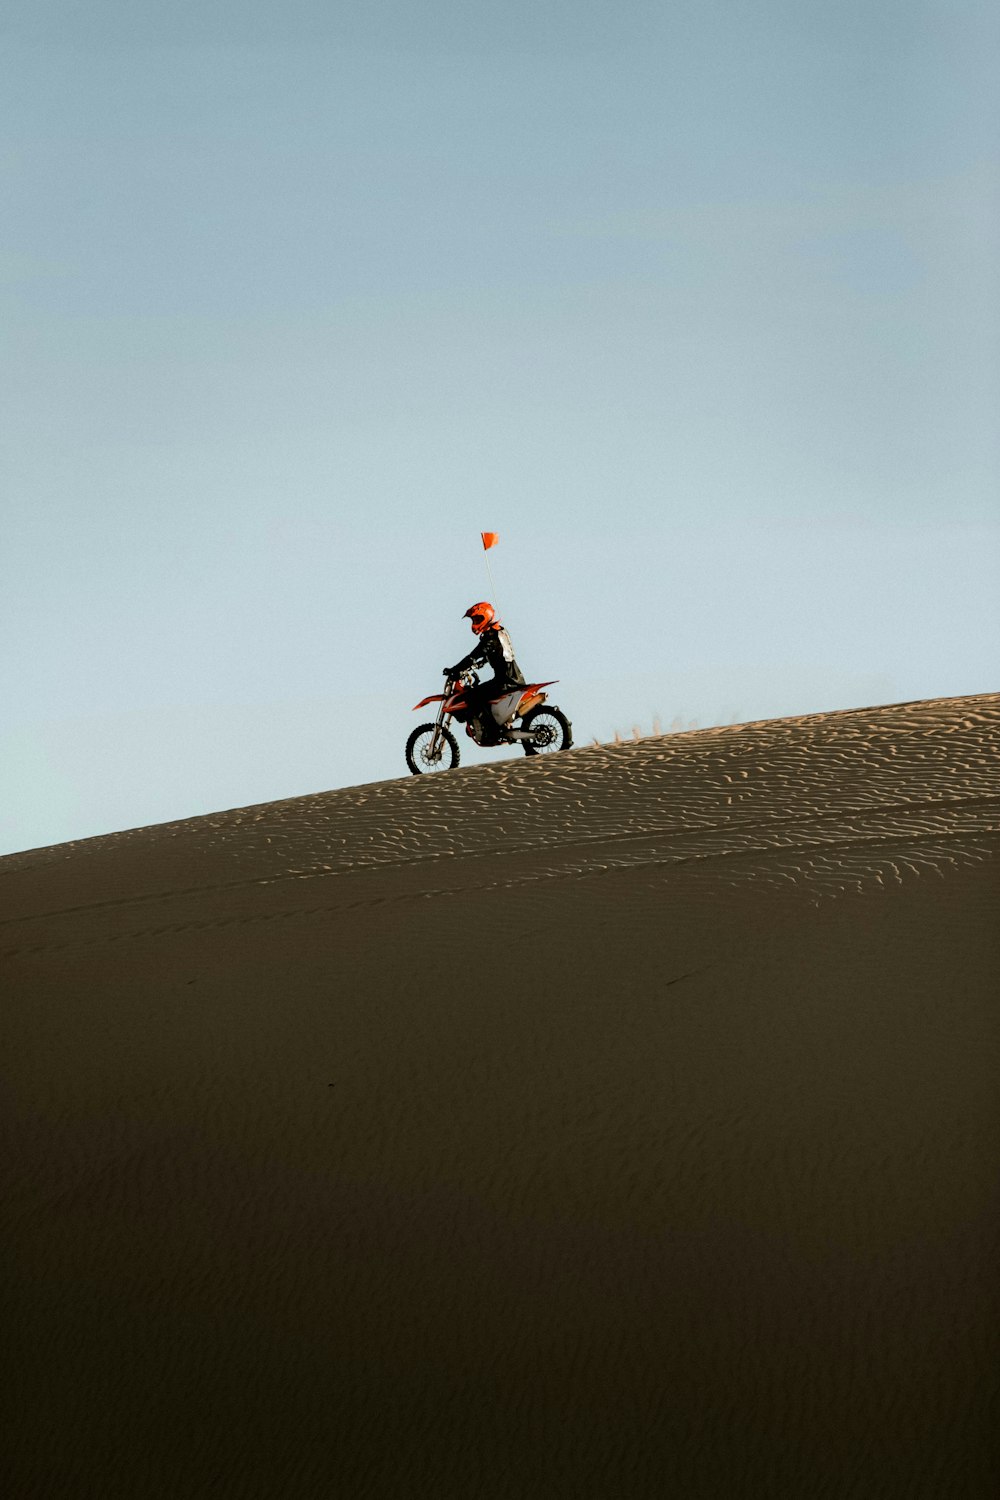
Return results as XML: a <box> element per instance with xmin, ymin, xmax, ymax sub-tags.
<box><xmin>406</xmin><ymin>670</ymin><xmax>573</xmax><ymax>774</ymax></box>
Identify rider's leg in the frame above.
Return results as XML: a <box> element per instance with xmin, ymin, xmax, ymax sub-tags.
<box><xmin>470</xmin><ymin>682</ymin><xmax>501</xmax><ymax>744</ymax></box>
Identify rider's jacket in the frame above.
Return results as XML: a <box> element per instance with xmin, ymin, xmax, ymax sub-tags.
<box><xmin>450</xmin><ymin>623</ymin><xmax>525</xmax><ymax>688</ymax></box>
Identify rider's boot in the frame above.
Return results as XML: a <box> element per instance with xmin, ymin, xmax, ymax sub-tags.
<box><xmin>478</xmin><ymin>708</ymin><xmax>499</xmax><ymax>746</ymax></box>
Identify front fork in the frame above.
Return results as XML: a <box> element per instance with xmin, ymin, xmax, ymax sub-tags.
<box><xmin>429</xmin><ymin>687</ymin><xmax>452</xmax><ymax>761</ymax></box>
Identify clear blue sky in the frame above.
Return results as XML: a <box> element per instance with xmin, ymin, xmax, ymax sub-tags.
<box><xmin>3</xmin><ymin>1</ymin><xmax>998</xmax><ymax>854</ymax></box>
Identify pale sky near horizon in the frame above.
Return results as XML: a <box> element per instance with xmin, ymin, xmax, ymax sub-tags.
<box><xmin>3</xmin><ymin>1</ymin><xmax>998</xmax><ymax>855</ymax></box>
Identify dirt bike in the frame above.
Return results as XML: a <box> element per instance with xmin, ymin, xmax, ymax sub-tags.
<box><xmin>406</xmin><ymin>670</ymin><xmax>573</xmax><ymax>774</ymax></box>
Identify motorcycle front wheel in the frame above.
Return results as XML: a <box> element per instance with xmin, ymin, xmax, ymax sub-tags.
<box><xmin>406</xmin><ymin>723</ymin><xmax>460</xmax><ymax>774</ymax></box>
<box><xmin>521</xmin><ymin>705</ymin><xmax>573</xmax><ymax>756</ymax></box>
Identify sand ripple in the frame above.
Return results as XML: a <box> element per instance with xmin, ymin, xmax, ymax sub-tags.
<box><xmin>2</xmin><ymin>695</ymin><xmax>997</xmax><ymax>953</ymax></box>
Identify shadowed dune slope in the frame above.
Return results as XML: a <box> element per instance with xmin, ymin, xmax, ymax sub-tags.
<box><xmin>2</xmin><ymin>694</ymin><xmax>999</xmax><ymax>1498</ymax></box>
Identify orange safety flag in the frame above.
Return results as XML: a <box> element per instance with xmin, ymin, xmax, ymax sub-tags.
<box><xmin>481</xmin><ymin>531</ymin><xmax>499</xmax><ymax>550</ymax></box>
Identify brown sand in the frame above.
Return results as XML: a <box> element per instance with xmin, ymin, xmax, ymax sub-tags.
<box><xmin>2</xmin><ymin>693</ymin><xmax>998</xmax><ymax>1498</ymax></box>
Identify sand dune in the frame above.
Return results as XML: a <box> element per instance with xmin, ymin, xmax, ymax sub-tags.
<box><xmin>2</xmin><ymin>694</ymin><xmax>998</xmax><ymax>1497</ymax></box>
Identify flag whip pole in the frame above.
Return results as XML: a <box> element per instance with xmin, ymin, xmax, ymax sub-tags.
<box><xmin>481</xmin><ymin>531</ymin><xmax>503</xmax><ymax>619</ymax></box>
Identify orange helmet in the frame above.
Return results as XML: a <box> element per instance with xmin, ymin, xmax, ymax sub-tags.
<box><xmin>464</xmin><ymin>601</ymin><xmax>495</xmax><ymax>635</ymax></box>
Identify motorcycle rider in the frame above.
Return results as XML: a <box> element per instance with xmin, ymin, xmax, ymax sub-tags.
<box><xmin>444</xmin><ymin>602</ymin><xmax>525</xmax><ymax>745</ymax></box>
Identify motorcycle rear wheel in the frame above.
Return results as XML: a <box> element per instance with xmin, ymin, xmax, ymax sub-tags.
<box><xmin>406</xmin><ymin>723</ymin><xmax>459</xmax><ymax>774</ymax></box>
<box><xmin>521</xmin><ymin>705</ymin><xmax>573</xmax><ymax>756</ymax></box>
